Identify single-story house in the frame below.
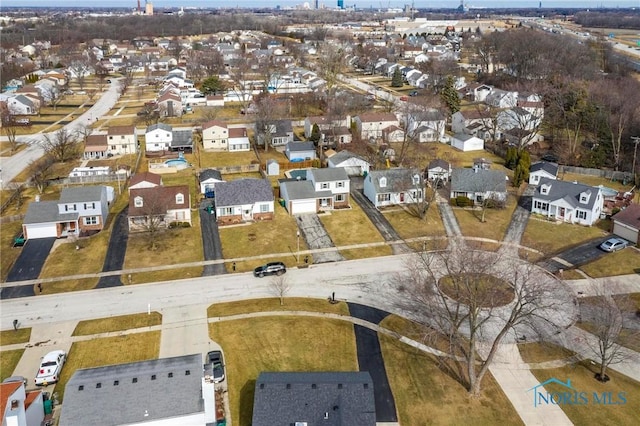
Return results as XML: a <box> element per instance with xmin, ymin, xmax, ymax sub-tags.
<box><xmin>450</xmin><ymin>168</ymin><xmax>507</xmax><ymax>206</ymax></box>
<box><xmin>427</xmin><ymin>159</ymin><xmax>451</xmax><ymax>182</ymax></box>
<box><xmin>363</xmin><ymin>168</ymin><xmax>424</xmax><ymax>208</ymax></box>
<box><xmin>531</xmin><ymin>177</ymin><xmax>603</xmax><ymax>226</ymax></box>
<box><xmin>252</xmin><ymin>372</ymin><xmax>375</xmax><ymax>426</ymax></box>
<box><xmin>214</xmin><ymin>179</ymin><xmax>275</xmax><ymax>225</ymax></box>
<box><xmin>451</xmin><ymin>133</ymin><xmax>484</xmax><ymax>152</ymax></box>
<box><xmin>228</xmin><ymin>127</ymin><xmax>250</xmax><ymax>152</ymax></box>
<box><xmin>286</xmin><ymin>141</ymin><xmax>316</xmax><ymax>162</ymax></box>
<box><xmin>128</xmin><ymin>185</ymin><xmax>192</xmax><ymax>231</ymax></box>
<box><xmin>327</xmin><ymin>150</ymin><xmax>370</xmax><ymax>176</ymax></box>
<box><xmin>199</xmin><ymin>169</ymin><xmax>224</xmax><ymax>198</ymax></box>
<box><xmin>529</xmin><ymin>161</ymin><xmax>559</xmax><ymax>185</ymax></box>
<box><xmin>611</xmin><ymin>203</ymin><xmax>640</xmax><ymax>245</ymax></box>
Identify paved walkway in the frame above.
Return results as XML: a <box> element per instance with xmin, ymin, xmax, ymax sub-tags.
<box><xmin>296</xmin><ymin>213</ymin><xmax>344</xmax><ymax>263</ymax></box>
<box><xmin>565</xmin><ymin>274</ymin><xmax>640</xmax><ymax>296</ymax></box>
<box><xmin>435</xmin><ymin>192</ymin><xmax>462</xmax><ymax>238</ymax></box>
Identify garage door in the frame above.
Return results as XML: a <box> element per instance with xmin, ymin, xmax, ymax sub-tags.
<box><xmin>25</xmin><ymin>223</ymin><xmax>58</xmax><ymax>239</ymax></box>
<box><xmin>613</xmin><ymin>222</ymin><xmax>638</xmax><ymax>244</ymax></box>
<box><xmin>290</xmin><ymin>199</ymin><xmax>317</xmax><ymax>215</ymax></box>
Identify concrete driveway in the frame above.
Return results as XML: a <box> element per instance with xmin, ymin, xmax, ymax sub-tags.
<box><xmin>96</xmin><ymin>208</ymin><xmax>129</xmax><ymax>288</ymax></box>
<box><xmin>199</xmin><ymin>200</ymin><xmax>226</xmax><ymax>276</ymax></box>
<box><xmin>296</xmin><ymin>214</ymin><xmax>344</xmax><ymax>263</ymax></box>
<box><xmin>1</xmin><ymin>238</ymin><xmax>56</xmax><ymax>299</ymax></box>
<box><xmin>537</xmin><ymin>236</ymin><xmax>613</xmax><ymax>273</ymax></box>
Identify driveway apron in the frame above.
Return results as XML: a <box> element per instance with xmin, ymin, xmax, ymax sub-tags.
<box><xmin>537</xmin><ymin>236</ymin><xmax>611</xmax><ymax>273</ymax></box>
<box><xmin>296</xmin><ymin>214</ymin><xmax>344</xmax><ymax>263</ymax></box>
<box><xmin>2</xmin><ymin>238</ymin><xmax>56</xmax><ymax>299</ymax></box>
<box><xmin>96</xmin><ymin>208</ymin><xmax>129</xmax><ymax>288</ymax></box>
<box><xmin>199</xmin><ymin>200</ymin><xmax>226</xmax><ymax>276</ymax></box>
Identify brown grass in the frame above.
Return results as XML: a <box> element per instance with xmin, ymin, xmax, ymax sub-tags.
<box><xmin>0</xmin><ymin>328</ymin><xmax>32</xmax><ymax>345</ymax></box>
<box><xmin>521</xmin><ymin>218</ymin><xmax>609</xmax><ymax>255</ymax></box>
<box><xmin>579</xmin><ymin>248</ymin><xmax>640</xmax><ymax>278</ymax></box>
<box><xmin>0</xmin><ymin>350</ymin><xmax>25</xmax><ymax>382</ymax></box>
<box><xmin>0</xmin><ymin>222</ymin><xmax>24</xmax><ymax>281</ymax></box>
<box><xmin>383</xmin><ymin>203</ymin><xmax>446</xmax><ymax>240</ymax></box>
<box><xmin>72</xmin><ymin>312</ymin><xmax>162</xmax><ymax>336</ymax></box>
<box><xmin>518</xmin><ymin>342</ymin><xmax>577</xmax><ymax>364</ymax></box>
<box><xmin>207</xmin><ymin>297</ymin><xmax>349</xmax><ymax>317</ymax></box>
<box><xmin>454</xmin><ymin>194</ymin><xmax>518</xmax><ymax>241</ymax></box>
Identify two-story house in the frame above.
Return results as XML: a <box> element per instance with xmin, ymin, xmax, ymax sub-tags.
<box><xmin>363</xmin><ymin>168</ymin><xmax>424</xmax><ymax>208</ymax></box>
<box><xmin>353</xmin><ymin>112</ymin><xmax>399</xmax><ymax>142</ymax></box>
<box><xmin>202</xmin><ymin>120</ymin><xmax>228</xmax><ymax>151</ymax></box>
<box><xmin>278</xmin><ymin>168</ymin><xmax>350</xmax><ymax>215</ymax></box>
<box><xmin>531</xmin><ymin>178</ymin><xmax>603</xmax><ymax>226</ymax></box>
<box><xmin>107</xmin><ymin>125</ymin><xmax>138</xmax><ymax>156</ymax></box>
<box><xmin>145</xmin><ymin>123</ymin><xmax>173</xmax><ymax>152</ymax></box>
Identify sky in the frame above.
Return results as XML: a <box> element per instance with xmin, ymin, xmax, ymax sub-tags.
<box><xmin>1</xmin><ymin>1</ymin><xmax>639</xmax><ymax>9</ymax></box>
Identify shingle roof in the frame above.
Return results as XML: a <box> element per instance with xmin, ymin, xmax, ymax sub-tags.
<box><xmin>215</xmin><ymin>179</ymin><xmax>274</xmax><ymax>207</ymax></box>
<box><xmin>199</xmin><ymin>169</ymin><xmax>223</xmax><ymax>182</ymax></box>
<box><xmin>107</xmin><ymin>125</ymin><xmax>135</xmax><ymax>135</ymax></box>
<box><xmin>23</xmin><ymin>200</ymin><xmax>78</xmax><ymax>224</ymax></box>
<box><xmin>280</xmin><ymin>180</ymin><xmax>331</xmax><ymax>200</ymax></box>
<box><xmin>530</xmin><ymin>161</ymin><xmax>559</xmax><ymax>177</ymax></box>
<box><xmin>612</xmin><ymin>203</ymin><xmax>640</xmax><ymax>230</ymax></box>
<box><xmin>0</xmin><ymin>382</ymin><xmax>23</xmax><ymax>416</ymax></box>
<box><xmin>450</xmin><ymin>168</ymin><xmax>507</xmax><ymax>193</ymax></box>
<box><xmin>85</xmin><ymin>134</ymin><xmax>108</xmax><ymax>149</ymax></box>
<box><xmin>59</xmin><ymin>186</ymin><xmax>105</xmax><ymax>203</ymax></box>
<box><xmin>128</xmin><ymin>185</ymin><xmax>190</xmax><ymax>215</ymax></box>
<box><xmin>328</xmin><ymin>150</ymin><xmax>367</xmax><ymax>166</ymax></box>
<box><xmin>367</xmin><ymin>168</ymin><xmax>421</xmax><ymax>193</ymax></box>
<box><xmin>287</xmin><ymin>141</ymin><xmax>315</xmax><ymax>152</ymax></box>
<box><xmin>146</xmin><ymin>123</ymin><xmax>172</xmax><ymax>133</ymax></box>
<box><xmin>130</xmin><ymin>172</ymin><xmax>162</xmax><ymax>187</ymax></box>
<box><xmin>308</xmin><ymin>167</ymin><xmax>349</xmax><ymax>183</ymax></box>
<box><xmin>428</xmin><ymin>159</ymin><xmax>450</xmax><ymax>170</ymax></box>
<box><xmin>252</xmin><ymin>372</ymin><xmax>376</xmax><ymax>426</ymax></box>
<box><xmin>357</xmin><ymin>112</ymin><xmax>397</xmax><ymax>123</ymax></box>
<box><xmin>59</xmin><ymin>354</ymin><xmax>203</xmax><ymax>426</ymax></box>
<box><xmin>171</xmin><ymin>130</ymin><xmax>193</xmax><ymax>148</ymax></box>
<box><xmin>534</xmin><ymin>177</ymin><xmax>601</xmax><ymax>210</ymax></box>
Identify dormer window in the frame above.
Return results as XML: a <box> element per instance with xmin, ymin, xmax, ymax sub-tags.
<box><xmin>412</xmin><ymin>174</ymin><xmax>420</xmax><ymax>185</ymax></box>
<box><xmin>379</xmin><ymin>176</ymin><xmax>387</xmax><ymax>188</ymax></box>
<box><xmin>579</xmin><ymin>191</ymin><xmax>591</xmax><ymax>204</ymax></box>
<box><xmin>540</xmin><ymin>184</ymin><xmax>550</xmax><ymax>195</ymax></box>
<box><xmin>134</xmin><ymin>196</ymin><xmax>143</xmax><ymax>208</ymax></box>
<box><xmin>176</xmin><ymin>193</ymin><xmax>184</xmax><ymax>204</ymax></box>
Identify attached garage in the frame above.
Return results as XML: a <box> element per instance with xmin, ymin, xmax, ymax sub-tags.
<box><xmin>288</xmin><ymin>199</ymin><xmax>317</xmax><ymax>215</ymax></box>
<box><xmin>23</xmin><ymin>223</ymin><xmax>58</xmax><ymax>239</ymax></box>
<box><xmin>612</xmin><ymin>204</ymin><xmax>640</xmax><ymax>245</ymax></box>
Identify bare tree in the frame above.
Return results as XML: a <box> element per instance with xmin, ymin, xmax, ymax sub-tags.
<box><xmin>40</xmin><ymin>128</ymin><xmax>79</xmax><ymax>162</ymax></box>
<box><xmin>134</xmin><ymin>191</ymin><xmax>168</xmax><ymax>251</ymax></box>
<box><xmin>27</xmin><ymin>155</ymin><xmax>55</xmax><ymax>194</ymax></box>
<box><xmin>68</xmin><ymin>58</ymin><xmax>93</xmax><ymax>91</ymax></box>
<box><xmin>1</xmin><ymin>105</ymin><xmax>22</xmax><ymax>153</ymax></box>
<box><xmin>254</xmin><ymin>95</ymin><xmax>279</xmax><ymax>152</ymax></box>
<box><xmin>316</xmin><ymin>43</ymin><xmax>345</xmax><ymax>96</ymax></box>
<box><xmin>269</xmin><ymin>275</ymin><xmax>292</xmax><ymax>306</ymax></box>
<box><xmin>393</xmin><ymin>245</ymin><xmax>572</xmax><ymax>396</ymax></box>
<box><xmin>228</xmin><ymin>55</ymin><xmax>255</xmax><ymax>114</ymax></box>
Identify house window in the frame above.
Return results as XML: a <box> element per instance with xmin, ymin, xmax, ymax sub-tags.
<box><xmin>109</xmin><ymin>136</ymin><xmax>114</xmax><ymax>141</ymax></box>
<box><xmin>83</xmin><ymin>216</ymin><xmax>98</xmax><ymax>225</ymax></box>
<box><xmin>134</xmin><ymin>196</ymin><xmax>144</xmax><ymax>208</ymax></box>
<box><xmin>121</xmin><ymin>135</ymin><xmax>125</xmax><ymax>139</ymax></box>
<box><xmin>176</xmin><ymin>193</ymin><xmax>184</xmax><ymax>204</ymax></box>
<box><xmin>260</xmin><ymin>204</ymin><xmax>269</xmax><ymax>213</ymax></box>
<box><xmin>321</xmin><ymin>183</ymin><xmax>329</xmax><ymax>189</ymax></box>
<box><xmin>377</xmin><ymin>193</ymin><xmax>391</xmax><ymax>202</ymax></box>
<box><xmin>220</xmin><ymin>207</ymin><xmax>233</xmax><ymax>216</ymax></box>
<box><xmin>336</xmin><ymin>181</ymin><xmax>344</xmax><ymax>188</ymax></box>
<box><xmin>335</xmin><ymin>194</ymin><xmax>345</xmax><ymax>202</ymax></box>
<box><xmin>576</xmin><ymin>210</ymin><xmax>587</xmax><ymax>220</ymax></box>
<box><xmin>534</xmin><ymin>201</ymin><xmax>549</xmax><ymax>211</ymax></box>
<box><xmin>412</xmin><ymin>174</ymin><xmax>420</xmax><ymax>185</ymax></box>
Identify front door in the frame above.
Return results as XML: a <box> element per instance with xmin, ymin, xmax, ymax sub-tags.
<box><xmin>559</xmin><ymin>207</ymin><xmax>565</xmax><ymax>218</ymax></box>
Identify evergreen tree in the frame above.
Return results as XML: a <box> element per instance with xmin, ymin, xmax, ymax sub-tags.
<box><xmin>505</xmin><ymin>147</ymin><xmax>517</xmax><ymax>170</ymax></box>
<box><xmin>310</xmin><ymin>123</ymin><xmax>321</xmax><ymax>143</ymax></box>
<box><xmin>391</xmin><ymin>67</ymin><xmax>404</xmax><ymax>88</ymax></box>
<box><xmin>440</xmin><ymin>75</ymin><xmax>460</xmax><ymax>116</ymax></box>
<box><xmin>513</xmin><ymin>164</ymin><xmax>524</xmax><ymax>187</ymax></box>
<box><xmin>519</xmin><ymin>150</ymin><xmax>531</xmax><ymax>182</ymax></box>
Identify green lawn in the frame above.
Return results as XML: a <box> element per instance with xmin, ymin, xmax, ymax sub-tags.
<box><xmin>207</xmin><ymin>297</ymin><xmax>350</xmax><ymax>317</ymax></box>
<box><xmin>72</xmin><ymin>312</ymin><xmax>162</xmax><ymax>336</ymax></box>
<box><xmin>0</xmin><ymin>350</ymin><xmax>25</xmax><ymax>381</ymax></box>
<box><xmin>521</xmin><ymin>217</ymin><xmax>608</xmax><ymax>255</ymax></box>
<box><xmin>210</xmin><ymin>317</ymin><xmax>358</xmax><ymax>426</ymax></box>
<box><xmin>0</xmin><ymin>328</ymin><xmax>32</xmax><ymax>345</ymax></box>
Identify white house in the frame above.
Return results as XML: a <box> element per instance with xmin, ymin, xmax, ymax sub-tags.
<box><xmin>529</xmin><ymin>161</ymin><xmax>559</xmax><ymax>185</ymax></box>
<box><xmin>451</xmin><ymin>133</ymin><xmax>484</xmax><ymax>152</ymax></box>
<box><xmin>214</xmin><ymin>179</ymin><xmax>275</xmax><ymax>225</ymax></box>
<box><xmin>354</xmin><ymin>112</ymin><xmax>399</xmax><ymax>141</ymax></box>
<box><xmin>228</xmin><ymin>126</ymin><xmax>250</xmax><ymax>151</ymax></box>
<box><xmin>202</xmin><ymin>120</ymin><xmax>229</xmax><ymax>151</ymax></box>
<box><xmin>531</xmin><ymin>178</ymin><xmax>604</xmax><ymax>226</ymax></box>
<box><xmin>107</xmin><ymin>125</ymin><xmax>138</xmax><ymax>156</ymax></box>
<box><xmin>363</xmin><ymin>168</ymin><xmax>424</xmax><ymax>208</ymax></box>
<box><xmin>145</xmin><ymin>123</ymin><xmax>173</xmax><ymax>152</ymax></box>
<box><xmin>427</xmin><ymin>159</ymin><xmax>452</xmax><ymax>182</ymax></box>
<box><xmin>327</xmin><ymin>150</ymin><xmax>371</xmax><ymax>176</ymax></box>
<box><xmin>278</xmin><ymin>168</ymin><xmax>350</xmax><ymax>215</ymax></box>
<box><xmin>0</xmin><ymin>381</ymin><xmax>45</xmax><ymax>426</ymax></box>
<box><xmin>128</xmin><ymin>185</ymin><xmax>192</xmax><ymax>231</ymax></box>
<box><xmin>286</xmin><ymin>142</ymin><xmax>316</xmax><ymax>162</ymax></box>
<box><xmin>450</xmin><ymin>168</ymin><xmax>508</xmax><ymax>206</ymax></box>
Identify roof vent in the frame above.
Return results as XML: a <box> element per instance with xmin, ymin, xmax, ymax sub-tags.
<box><xmin>132</xmin><ymin>378</ymin><xmax>138</xmax><ymax>383</ymax></box>
<box><xmin>168</xmin><ymin>372</ymin><xmax>173</xmax><ymax>378</ymax></box>
<box><xmin>185</xmin><ymin>370</ymin><xmax>191</xmax><ymax>376</ymax></box>
<box><xmin>286</xmin><ymin>383</ymin><xmax>291</xmax><ymax>389</ymax></box>
<box><xmin>260</xmin><ymin>383</ymin><xmax>264</xmax><ymax>389</ymax></box>
<box><xmin>338</xmin><ymin>384</ymin><xmax>343</xmax><ymax>389</ymax></box>
<box><xmin>312</xmin><ymin>384</ymin><xmax>317</xmax><ymax>389</ymax></box>
<box><xmin>151</xmin><ymin>375</ymin><xmax>156</xmax><ymax>380</ymax></box>
<box><xmin>78</xmin><ymin>385</ymin><xmax>84</xmax><ymax>391</ymax></box>
<box><xmin>96</xmin><ymin>383</ymin><xmax>102</xmax><ymax>388</ymax></box>
<box><xmin>114</xmin><ymin>380</ymin><xmax>119</xmax><ymax>386</ymax></box>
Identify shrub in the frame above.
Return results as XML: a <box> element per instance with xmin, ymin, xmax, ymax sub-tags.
<box><xmin>454</xmin><ymin>196</ymin><xmax>473</xmax><ymax>207</ymax></box>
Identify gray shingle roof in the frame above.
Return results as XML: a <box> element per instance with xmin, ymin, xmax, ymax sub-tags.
<box><xmin>59</xmin><ymin>186</ymin><xmax>105</xmax><ymax>203</ymax></box>
<box><xmin>530</xmin><ymin>161</ymin><xmax>558</xmax><ymax>177</ymax></box>
<box><xmin>59</xmin><ymin>354</ymin><xmax>203</xmax><ymax>426</ymax></box>
<box><xmin>252</xmin><ymin>372</ymin><xmax>376</xmax><ymax>426</ymax></box>
<box><xmin>23</xmin><ymin>201</ymin><xmax>77</xmax><ymax>224</ymax></box>
<box><xmin>367</xmin><ymin>168</ymin><xmax>421</xmax><ymax>193</ymax></box>
<box><xmin>534</xmin><ymin>177</ymin><xmax>601</xmax><ymax>210</ymax></box>
<box><xmin>287</xmin><ymin>141</ymin><xmax>315</xmax><ymax>152</ymax></box>
<box><xmin>328</xmin><ymin>150</ymin><xmax>367</xmax><ymax>166</ymax></box>
<box><xmin>450</xmin><ymin>168</ymin><xmax>507</xmax><ymax>193</ymax></box>
<box><xmin>171</xmin><ymin>130</ymin><xmax>193</xmax><ymax>148</ymax></box>
<box><xmin>199</xmin><ymin>169</ymin><xmax>223</xmax><ymax>182</ymax></box>
<box><xmin>146</xmin><ymin>123</ymin><xmax>172</xmax><ymax>133</ymax></box>
<box><xmin>428</xmin><ymin>159</ymin><xmax>450</xmax><ymax>170</ymax></box>
<box><xmin>215</xmin><ymin>179</ymin><xmax>274</xmax><ymax>207</ymax></box>
<box><xmin>280</xmin><ymin>180</ymin><xmax>331</xmax><ymax>200</ymax></box>
<box><xmin>308</xmin><ymin>167</ymin><xmax>349</xmax><ymax>183</ymax></box>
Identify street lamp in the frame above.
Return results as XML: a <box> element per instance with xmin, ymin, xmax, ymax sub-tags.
<box><xmin>296</xmin><ymin>230</ymin><xmax>300</xmax><ymax>263</ymax></box>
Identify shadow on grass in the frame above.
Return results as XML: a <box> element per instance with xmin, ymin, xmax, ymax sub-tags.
<box><xmin>239</xmin><ymin>379</ymin><xmax>256</xmax><ymax>426</ymax></box>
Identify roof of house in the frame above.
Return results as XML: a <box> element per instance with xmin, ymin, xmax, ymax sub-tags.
<box><xmin>328</xmin><ymin>150</ymin><xmax>367</xmax><ymax>166</ymax></box>
<box><xmin>59</xmin><ymin>354</ymin><xmax>203</xmax><ymax>426</ymax></box>
<box><xmin>428</xmin><ymin>159</ymin><xmax>450</xmax><ymax>170</ymax></box>
<box><xmin>23</xmin><ymin>200</ymin><xmax>78</xmax><ymax>224</ymax></box>
<box><xmin>451</xmin><ymin>168</ymin><xmax>507</xmax><ymax>193</ymax></box>
<box><xmin>107</xmin><ymin>125</ymin><xmax>135</xmax><ymax>136</ymax></box>
<box><xmin>533</xmin><ymin>177</ymin><xmax>601</xmax><ymax>210</ymax></box>
<box><xmin>280</xmin><ymin>180</ymin><xmax>332</xmax><ymax>200</ymax></box>
<box><xmin>228</xmin><ymin>127</ymin><xmax>247</xmax><ymax>138</ymax></box>
<box><xmin>452</xmin><ymin>133</ymin><xmax>481</xmax><ymax>142</ymax></box>
<box><xmin>273</xmin><ymin>120</ymin><xmax>293</xmax><ymax>134</ymax></box>
<box><xmin>0</xmin><ymin>382</ymin><xmax>23</xmax><ymax>417</ymax></box>
<box><xmin>202</xmin><ymin>119</ymin><xmax>226</xmax><ymax>130</ymax></box>
<box><xmin>130</xmin><ymin>172</ymin><xmax>162</xmax><ymax>187</ymax></box>
<box><xmin>357</xmin><ymin>112</ymin><xmax>397</xmax><ymax>123</ymax></box>
<box><xmin>287</xmin><ymin>141</ymin><xmax>315</xmax><ymax>152</ymax></box>
<box><xmin>530</xmin><ymin>161</ymin><xmax>559</xmax><ymax>176</ymax></box>
<box><xmin>308</xmin><ymin>167</ymin><xmax>349</xmax><ymax>183</ymax></box>
<box><xmin>612</xmin><ymin>203</ymin><xmax>640</xmax><ymax>230</ymax></box>
<box><xmin>129</xmin><ymin>185</ymin><xmax>190</xmax><ymax>215</ymax></box>
<box><xmin>215</xmin><ymin>179</ymin><xmax>274</xmax><ymax>207</ymax></box>
<box><xmin>367</xmin><ymin>168</ymin><xmax>422</xmax><ymax>193</ymax></box>
<box><xmin>199</xmin><ymin>169</ymin><xmax>223</xmax><ymax>182</ymax></box>
<box><xmin>171</xmin><ymin>130</ymin><xmax>193</xmax><ymax>148</ymax></box>
<box><xmin>59</xmin><ymin>186</ymin><xmax>105</xmax><ymax>203</ymax></box>
<box><xmin>85</xmin><ymin>135</ymin><xmax>108</xmax><ymax>150</ymax></box>
<box><xmin>146</xmin><ymin>123</ymin><xmax>172</xmax><ymax>133</ymax></box>
<box><xmin>457</xmin><ymin>109</ymin><xmax>492</xmax><ymax>120</ymax></box>
<box><xmin>252</xmin><ymin>372</ymin><xmax>376</xmax><ymax>426</ymax></box>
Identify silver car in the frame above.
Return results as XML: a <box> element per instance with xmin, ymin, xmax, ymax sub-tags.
<box><xmin>599</xmin><ymin>237</ymin><xmax>628</xmax><ymax>252</ymax></box>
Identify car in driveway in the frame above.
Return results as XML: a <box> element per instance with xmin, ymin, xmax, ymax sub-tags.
<box><xmin>253</xmin><ymin>262</ymin><xmax>286</xmax><ymax>277</ymax></box>
<box><xmin>35</xmin><ymin>350</ymin><xmax>66</xmax><ymax>386</ymax></box>
<box><xmin>206</xmin><ymin>350</ymin><xmax>225</xmax><ymax>383</ymax></box>
<box><xmin>599</xmin><ymin>237</ymin><xmax>629</xmax><ymax>252</ymax></box>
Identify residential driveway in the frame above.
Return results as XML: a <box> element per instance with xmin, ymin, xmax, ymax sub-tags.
<box><xmin>349</xmin><ymin>183</ymin><xmax>410</xmax><ymax>254</ymax></box>
<box><xmin>499</xmin><ymin>186</ymin><xmax>535</xmax><ymax>253</ymax></box>
<box><xmin>537</xmin><ymin>236</ymin><xmax>613</xmax><ymax>273</ymax></box>
<box><xmin>1</xmin><ymin>238</ymin><xmax>56</xmax><ymax>299</ymax></box>
<box><xmin>96</xmin><ymin>208</ymin><xmax>129</xmax><ymax>288</ymax></box>
<box><xmin>199</xmin><ymin>200</ymin><xmax>226</xmax><ymax>276</ymax></box>
<box><xmin>348</xmin><ymin>303</ymin><xmax>398</xmax><ymax>423</ymax></box>
<box><xmin>296</xmin><ymin>214</ymin><xmax>344</xmax><ymax>263</ymax></box>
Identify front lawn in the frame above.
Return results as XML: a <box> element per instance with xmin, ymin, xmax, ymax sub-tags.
<box><xmin>0</xmin><ymin>328</ymin><xmax>32</xmax><ymax>345</ymax></box>
<box><xmin>518</xmin><ymin>342</ymin><xmax>577</xmax><ymax>364</ymax></box>
<box><xmin>579</xmin><ymin>248</ymin><xmax>640</xmax><ymax>278</ymax></box>
<box><xmin>0</xmin><ymin>350</ymin><xmax>25</xmax><ymax>381</ymax></box>
<box><xmin>521</xmin><ymin>218</ymin><xmax>609</xmax><ymax>255</ymax></box>
<box><xmin>453</xmin><ymin>194</ymin><xmax>518</xmax><ymax>242</ymax></box>
<box><xmin>207</xmin><ymin>297</ymin><xmax>349</xmax><ymax>317</ymax></box>
<box><xmin>383</xmin><ymin>203</ymin><xmax>446</xmax><ymax>240</ymax></box>
<box><xmin>0</xmin><ymin>222</ymin><xmax>24</xmax><ymax>281</ymax></box>
<box><xmin>72</xmin><ymin>312</ymin><xmax>162</xmax><ymax>336</ymax></box>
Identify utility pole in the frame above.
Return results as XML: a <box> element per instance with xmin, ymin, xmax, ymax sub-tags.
<box><xmin>631</xmin><ymin>136</ymin><xmax>640</xmax><ymax>179</ymax></box>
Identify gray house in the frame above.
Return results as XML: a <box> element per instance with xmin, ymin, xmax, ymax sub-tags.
<box><xmin>286</xmin><ymin>141</ymin><xmax>316</xmax><ymax>162</ymax></box>
<box><xmin>215</xmin><ymin>178</ymin><xmax>275</xmax><ymax>225</ymax></box>
<box><xmin>59</xmin><ymin>354</ymin><xmax>216</xmax><ymax>426</ymax></box>
<box><xmin>450</xmin><ymin>168</ymin><xmax>507</xmax><ymax>205</ymax></box>
<box><xmin>363</xmin><ymin>168</ymin><xmax>423</xmax><ymax>208</ymax></box>
<box><xmin>529</xmin><ymin>161</ymin><xmax>559</xmax><ymax>185</ymax></box>
<box><xmin>327</xmin><ymin>150</ymin><xmax>370</xmax><ymax>176</ymax></box>
<box><xmin>252</xmin><ymin>372</ymin><xmax>376</xmax><ymax>426</ymax></box>
<box><xmin>531</xmin><ymin>177</ymin><xmax>603</xmax><ymax>226</ymax></box>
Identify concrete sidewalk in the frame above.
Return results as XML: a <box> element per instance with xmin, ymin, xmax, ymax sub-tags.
<box><xmin>159</xmin><ymin>304</ymin><xmax>212</xmax><ymax>359</ymax></box>
<box><xmin>565</xmin><ymin>274</ymin><xmax>640</xmax><ymax>296</ymax></box>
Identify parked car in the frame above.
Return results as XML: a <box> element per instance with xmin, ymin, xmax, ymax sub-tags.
<box><xmin>206</xmin><ymin>350</ymin><xmax>225</xmax><ymax>383</ymax></box>
<box><xmin>409</xmin><ymin>90</ymin><xmax>419</xmax><ymax>96</ymax></box>
<box><xmin>399</xmin><ymin>96</ymin><xmax>409</xmax><ymax>101</ymax></box>
<box><xmin>35</xmin><ymin>350</ymin><xmax>66</xmax><ymax>386</ymax></box>
<box><xmin>253</xmin><ymin>262</ymin><xmax>286</xmax><ymax>278</ymax></box>
<box><xmin>599</xmin><ymin>237</ymin><xmax>628</xmax><ymax>252</ymax></box>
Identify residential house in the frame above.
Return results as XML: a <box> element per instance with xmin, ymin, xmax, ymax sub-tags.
<box><xmin>410</xmin><ymin>110</ymin><xmax>446</xmax><ymax>142</ymax></box>
<box><xmin>473</xmin><ymin>158</ymin><xmax>493</xmax><ymax>170</ymax></box>
<box><xmin>202</xmin><ymin>120</ymin><xmax>229</xmax><ymax>151</ymax></box>
<box><xmin>6</xmin><ymin>95</ymin><xmax>36</xmax><ymax>115</ymax></box>
<box><xmin>107</xmin><ymin>125</ymin><xmax>138</xmax><ymax>156</ymax></box>
<box><xmin>485</xmin><ymin>89</ymin><xmax>518</xmax><ymax>108</ymax></box>
<box><xmin>354</xmin><ymin>112</ymin><xmax>399</xmax><ymax>142</ymax></box>
<box><xmin>327</xmin><ymin>150</ymin><xmax>371</xmax><ymax>176</ymax></box>
<box><xmin>59</xmin><ymin>354</ymin><xmax>216</xmax><ymax>426</ymax></box>
<box><xmin>531</xmin><ymin>178</ymin><xmax>604</xmax><ymax>226</ymax></box>
<box><xmin>214</xmin><ymin>179</ymin><xmax>275</xmax><ymax>225</ymax></box>
<box><xmin>156</xmin><ymin>91</ymin><xmax>183</xmax><ymax>117</ymax></box>
<box><xmin>228</xmin><ymin>126</ymin><xmax>250</xmax><ymax>152</ymax></box>
<box><xmin>252</xmin><ymin>372</ymin><xmax>375</xmax><ymax>426</ymax></box>
<box><xmin>206</xmin><ymin>95</ymin><xmax>225</xmax><ymax>107</ymax></box>
<box><xmin>170</xmin><ymin>129</ymin><xmax>193</xmax><ymax>152</ymax></box>
<box><xmin>460</xmin><ymin>83</ymin><xmax>493</xmax><ymax>102</ymax></box>
<box><xmin>83</xmin><ymin>134</ymin><xmax>108</xmax><ymax>159</ymax></box>
<box><xmin>199</xmin><ymin>169</ymin><xmax>224</xmax><ymax>198</ymax></box>
<box><xmin>278</xmin><ymin>167</ymin><xmax>350</xmax><ymax>215</ymax></box>
<box><xmin>257</xmin><ymin>120</ymin><xmax>294</xmax><ymax>148</ymax></box>
<box><xmin>382</xmin><ymin>125</ymin><xmax>405</xmax><ymax>143</ymax></box>
<box><xmin>450</xmin><ymin>168</ymin><xmax>507</xmax><ymax>206</ymax></box>
<box><xmin>451</xmin><ymin>133</ymin><xmax>484</xmax><ymax>152</ymax></box>
<box><xmin>22</xmin><ymin>186</ymin><xmax>111</xmax><ymax>240</ymax></box>
<box><xmin>1</xmin><ymin>381</ymin><xmax>45</xmax><ymax>426</ymax></box>
<box><xmin>129</xmin><ymin>172</ymin><xmax>163</xmax><ymax>192</ymax></box>
<box><xmin>145</xmin><ymin>123</ymin><xmax>173</xmax><ymax>152</ymax></box>
<box><xmin>529</xmin><ymin>161</ymin><xmax>559</xmax><ymax>185</ymax></box>
<box><xmin>427</xmin><ymin>159</ymin><xmax>452</xmax><ymax>182</ymax></box>
<box><xmin>128</xmin><ymin>185</ymin><xmax>192</xmax><ymax>231</ymax></box>
<box><xmin>363</xmin><ymin>168</ymin><xmax>424</xmax><ymax>208</ymax></box>
<box><xmin>451</xmin><ymin>109</ymin><xmax>495</xmax><ymax>136</ymax></box>
<box><xmin>612</xmin><ymin>203</ymin><xmax>640</xmax><ymax>245</ymax></box>
<box><xmin>286</xmin><ymin>141</ymin><xmax>316</xmax><ymax>162</ymax></box>
<box><xmin>304</xmin><ymin>115</ymin><xmax>350</xmax><ymax>140</ymax></box>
